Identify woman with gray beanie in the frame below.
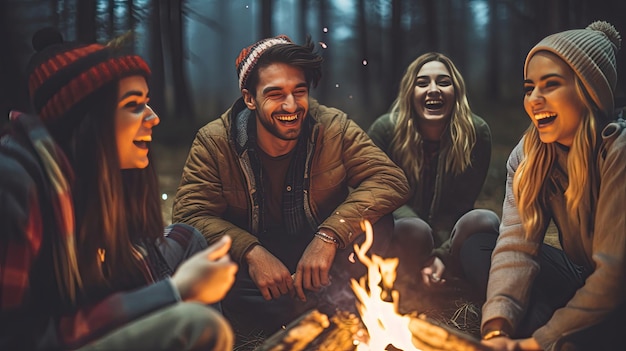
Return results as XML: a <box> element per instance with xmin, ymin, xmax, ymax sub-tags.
<box><xmin>460</xmin><ymin>21</ymin><xmax>623</xmax><ymax>350</ymax></box>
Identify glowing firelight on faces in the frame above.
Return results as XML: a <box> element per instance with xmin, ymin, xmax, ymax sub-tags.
<box><xmin>351</xmin><ymin>220</ymin><xmax>422</xmax><ymax>351</ymax></box>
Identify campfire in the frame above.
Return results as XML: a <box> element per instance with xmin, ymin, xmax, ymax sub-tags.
<box><xmin>351</xmin><ymin>219</ymin><xmax>419</xmax><ymax>350</ymax></box>
<box><xmin>259</xmin><ymin>220</ymin><xmax>487</xmax><ymax>351</ymax></box>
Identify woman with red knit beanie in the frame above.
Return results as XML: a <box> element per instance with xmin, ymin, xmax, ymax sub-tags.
<box><xmin>0</xmin><ymin>28</ymin><xmax>237</xmax><ymax>350</ymax></box>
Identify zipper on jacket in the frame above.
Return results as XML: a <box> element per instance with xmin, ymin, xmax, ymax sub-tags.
<box><xmin>303</xmin><ymin>125</ymin><xmax>320</xmax><ymax>230</ymax></box>
<box><xmin>428</xmin><ymin>152</ymin><xmax>444</xmax><ymax>222</ymax></box>
<box><xmin>238</xmin><ymin>149</ymin><xmax>259</xmax><ymax>234</ymax></box>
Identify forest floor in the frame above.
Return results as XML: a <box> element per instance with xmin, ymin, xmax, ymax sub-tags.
<box><xmin>152</xmin><ymin>100</ymin><xmax>560</xmax><ymax>349</ymax></box>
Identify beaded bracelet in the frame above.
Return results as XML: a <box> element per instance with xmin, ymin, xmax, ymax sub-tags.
<box><xmin>314</xmin><ymin>231</ymin><xmax>339</xmax><ymax>247</ymax></box>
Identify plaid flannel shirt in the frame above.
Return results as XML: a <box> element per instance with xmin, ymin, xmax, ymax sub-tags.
<box><xmin>0</xmin><ymin>112</ymin><xmax>180</xmax><ymax>349</ymax></box>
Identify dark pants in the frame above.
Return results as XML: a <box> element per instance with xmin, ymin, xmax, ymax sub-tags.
<box><xmin>390</xmin><ymin>209</ymin><xmax>500</xmax><ymax>281</ymax></box>
<box><xmin>222</xmin><ymin>215</ymin><xmax>395</xmax><ymax>342</ymax></box>
<box><xmin>460</xmin><ymin>232</ymin><xmax>626</xmax><ymax>350</ymax></box>
<box><xmin>77</xmin><ymin>224</ymin><xmax>233</xmax><ymax>351</ymax></box>
<box><xmin>158</xmin><ymin>223</ymin><xmax>209</xmax><ymax>269</ymax></box>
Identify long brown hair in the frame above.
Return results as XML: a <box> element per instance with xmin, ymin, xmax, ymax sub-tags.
<box><xmin>388</xmin><ymin>52</ymin><xmax>476</xmax><ymax>190</ymax></box>
<box><xmin>48</xmin><ymin>81</ymin><xmax>164</xmax><ymax>302</ymax></box>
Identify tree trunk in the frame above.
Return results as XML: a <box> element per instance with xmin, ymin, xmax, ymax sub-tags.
<box><xmin>424</xmin><ymin>0</ymin><xmax>438</xmax><ymax>50</ymax></box>
<box><xmin>390</xmin><ymin>0</ymin><xmax>402</xmax><ymax>103</ymax></box>
<box><xmin>317</xmin><ymin>0</ymin><xmax>329</xmax><ymax>103</ymax></box>
<box><xmin>486</xmin><ymin>0</ymin><xmax>499</xmax><ymax>98</ymax></box>
<box><xmin>108</xmin><ymin>0</ymin><xmax>115</xmax><ymax>36</ymax></box>
<box><xmin>261</xmin><ymin>0</ymin><xmax>273</xmax><ymax>38</ymax></box>
<box><xmin>76</xmin><ymin>0</ymin><xmax>96</xmax><ymax>43</ymax></box>
<box><xmin>171</xmin><ymin>0</ymin><xmax>193</xmax><ymax>120</ymax></box>
<box><xmin>357</xmin><ymin>0</ymin><xmax>371</xmax><ymax>106</ymax></box>
<box><xmin>297</xmin><ymin>0</ymin><xmax>307</xmax><ymax>43</ymax></box>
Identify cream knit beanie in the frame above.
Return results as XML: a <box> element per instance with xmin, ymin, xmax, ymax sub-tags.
<box><xmin>525</xmin><ymin>21</ymin><xmax>621</xmax><ymax>117</ymax></box>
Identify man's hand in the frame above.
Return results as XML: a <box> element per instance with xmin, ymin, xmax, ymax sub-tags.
<box><xmin>293</xmin><ymin>232</ymin><xmax>337</xmax><ymax>301</ymax></box>
<box><xmin>421</xmin><ymin>256</ymin><xmax>446</xmax><ymax>286</ymax></box>
<box><xmin>171</xmin><ymin>235</ymin><xmax>238</xmax><ymax>304</ymax></box>
<box><xmin>246</xmin><ymin>245</ymin><xmax>295</xmax><ymax>300</ymax></box>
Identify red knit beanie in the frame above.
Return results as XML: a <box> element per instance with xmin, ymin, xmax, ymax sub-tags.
<box><xmin>27</xmin><ymin>27</ymin><xmax>151</xmax><ymax>122</ymax></box>
<box><xmin>235</xmin><ymin>35</ymin><xmax>293</xmax><ymax>90</ymax></box>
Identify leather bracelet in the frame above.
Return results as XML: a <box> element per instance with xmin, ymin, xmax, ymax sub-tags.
<box><xmin>314</xmin><ymin>231</ymin><xmax>339</xmax><ymax>247</ymax></box>
<box><xmin>482</xmin><ymin>329</ymin><xmax>509</xmax><ymax>341</ymax></box>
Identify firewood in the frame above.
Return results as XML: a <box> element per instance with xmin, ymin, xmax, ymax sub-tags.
<box><xmin>256</xmin><ymin>309</ymin><xmax>366</xmax><ymax>351</ymax></box>
<box><xmin>258</xmin><ymin>310</ymin><xmax>329</xmax><ymax>351</ymax></box>
<box><xmin>314</xmin><ymin>311</ymin><xmax>365</xmax><ymax>351</ymax></box>
<box><xmin>409</xmin><ymin>314</ymin><xmax>490</xmax><ymax>351</ymax></box>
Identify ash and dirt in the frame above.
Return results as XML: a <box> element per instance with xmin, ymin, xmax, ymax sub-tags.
<box><xmin>151</xmin><ymin>101</ymin><xmax>559</xmax><ymax>349</ymax></box>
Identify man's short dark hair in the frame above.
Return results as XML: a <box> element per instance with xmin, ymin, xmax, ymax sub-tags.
<box><xmin>245</xmin><ymin>36</ymin><xmax>323</xmax><ymax>95</ymax></box>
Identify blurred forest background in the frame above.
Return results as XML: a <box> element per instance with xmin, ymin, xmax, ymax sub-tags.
<box><xmin>1</xmin><ymin>0</ymin><xmax>625</xmax><ymax>219</ymax></box>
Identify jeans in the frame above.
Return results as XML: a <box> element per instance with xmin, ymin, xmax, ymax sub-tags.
<box><xmin>460</xmin><ymin>232</ymin><xmax>626</xmax><ymax>350</ymax></box>
<box><xmin>222</xmin><ymin>215</ymin><xmax>394</xmax><ymax>343</ymax></box>
<box><xmin>77</xmin><ymin>224</ymin><xmax>233</xmax><ymax>351</ymax></box>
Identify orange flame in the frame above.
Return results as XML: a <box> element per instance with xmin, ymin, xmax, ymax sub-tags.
<box><xmin>351</xmin><ymin>220</ymin><xmax>421</xmax><ymax>351</ymax></box>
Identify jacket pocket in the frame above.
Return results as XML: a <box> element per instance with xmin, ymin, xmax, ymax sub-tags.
<box><xmin>309</xmin><ymin>162</ymin><xmax>348</xmax><ymax>220</ymax></box>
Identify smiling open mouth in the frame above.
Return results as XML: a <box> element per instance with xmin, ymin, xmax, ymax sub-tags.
<box><xmin>133</xmin><ymin>140</ymin><xmax>150</xmax><ymax>149</ymax></box>
<box><xmin>535</xmin><ymin>112</ymin><xmax>557</xmax><ymax>126</ymax></box>
<box><xmin>275</xmin><ymin>114</ymin><xmax>298</xmax><ymax>123</ymax></box>
<box><xmin>425</xmin><ymin>99</ymin><xmax>444</xmax><ymax>110</ymax></box>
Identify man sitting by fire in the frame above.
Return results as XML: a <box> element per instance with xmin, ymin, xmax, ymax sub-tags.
<box><xmin>172</xmin><ymin>35</ymin><xmax>410</xmax><ymax>345</ymax></box>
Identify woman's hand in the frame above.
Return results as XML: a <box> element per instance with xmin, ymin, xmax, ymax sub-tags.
<box><xmin>421</xmin><ymin>256</ymin><xmax>446</xmax><ymax>286</ymax></box>
<box><xmin>171</xmin><ymin>235</ymin><xmax>238</xmax><ymax>304</ymax></box>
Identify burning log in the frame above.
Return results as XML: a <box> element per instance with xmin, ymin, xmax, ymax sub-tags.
<box><xmin>256</xmin><ymin>308</ymin><xmax>488</xmax><ymax>351</ymax></box>
<box><xmin>312</xmin><ymin>310</ymin><xmax>367</xmax><ymax>350</ymax></box>
<box><xmin>408</xmin><ymin>314</ymin><xmax>489</xmax><ymax>351</ymax></box>
<box><xmin>257</xmin><ymin>309</ymin><xmax>364</xmax><ymax>351</ymax></box>
<box><xmin>257</xmin><ymin>309</ymin><xmax>329</xmax><ymax>351</ymax></box>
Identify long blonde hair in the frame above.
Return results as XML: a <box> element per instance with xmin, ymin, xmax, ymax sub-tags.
<box><xmin>514</xmin><ymin>77</ymin><xmax>603</xmax><ymax>238</ymax></box>
<box><xmin>389</xmin><ymin>52</ymin><xmax>476</xmax><ymax>190</ymax></box>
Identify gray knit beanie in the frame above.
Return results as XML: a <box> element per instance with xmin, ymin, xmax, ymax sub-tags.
<box><xmin>524</xmin><ymin>21</ymin><xmax>621</xmax><ymax>117</ymax></box>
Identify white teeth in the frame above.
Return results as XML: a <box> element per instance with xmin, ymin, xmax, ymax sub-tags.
<box><xmin>534</xmin><ymin>112</ymin><xmax>556</xmax><ymax>120</ymax></box>
<box><xmin>276</xmin><ymin>114</ymin><xmax>297</xmax><ymax>121</ymax></box>
<box><xmin>135</xmin><ymin>137</ymin><xmax>152</xmax><ymax>142</ymax></box>
<box><xmin>426</xmin><ymin>100</ymin><xmax>442</xmax><ymax>105</ymax></box>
